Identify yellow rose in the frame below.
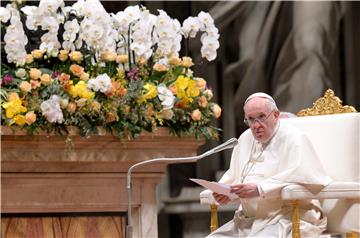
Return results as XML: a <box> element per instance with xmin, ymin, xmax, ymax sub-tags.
<box><xmin>69</xmin><ymin>51</ymin><xmax>83</xmax><ymax>62</ymax></box>
<box><xmin>25</xmin><ymin>54</ymin><xmax>34</xmax><ymax>64</ymax></box>
<box><xmin>142</xmin><ymin>83</ymin><xmax>157</xmax><ymax>101</ymax></box>
<box><xmin>58</xmin><ymin>50</ymin><xmax>69</xmax><ymax>61</ymax></box>
<box><xmin>29</xmin><ymin>68</ymin><xmax>41</xmax><ymax>80</ymax></box>
<box><xmin>13</xmin><ymin>114</ymin><xmax>26</xmax><ymax>126</ymax></box>
<box><xmin>69</xmin><ymin>64</ymin><xmax>84</xmax><ymax>77</ymax></box>
<box><xmin>25</xmin><ymin>111</ymin><xmax>37</xmax><ymax>125</ymax></box>
<box><xmin>191</xmin><ymin>109</ymin><xmax>202</xmax><ymax>121</ymax></box>
<box><xmin>168</xmin><ymin>56</ymin><xmax>181</xmax><ymax>66</ymax></box>
<box><xmin>116</xmin><ymin>54</ymin><xmax>128</xmax><ymax>64</ymax></box>
<box><xmin>101</xmin><ymin>51</ymin><xmax>117</xmax><ymax>62</ymax></box>
<box><xmin>212</xmin><ymin>104</ymin><xmax>222</xmax><ymax>118</ymax></box>
<box><xmin>186</xmin><ymin>80</ymin><xmax>200</xmax><ymax>97</ymax></box>
<box><xmin>153</xmin><ymin>63</ymin><xmax>168</xmax><ymax>72</ymax></box>
<box><xmin>19</xmin><ymin>81</ymin><xmax>32</xmax><ymax>93</ymax></box>
<box><xmin>2</xmin><ymin>93</ymin><xmax>27</xmax><ymax>119</ymax></box>
<box><xmin>66</xmin><ymin>102</ymin><xmax>77</xmax><ymax>113</ymax></box>
<box><xmin>40</xmin><ymin>73</ymin><xmax>52</xmax><ymax>86</ymax></box>
<box><xmin>31</xmin><ymin>49</ymin><xmax>44</xmax><ymax>59</ymax></box>
<box><xmin>181</xmin><ymin>56</ymin><xmax>194</xmax><ymax>67</ymax></box>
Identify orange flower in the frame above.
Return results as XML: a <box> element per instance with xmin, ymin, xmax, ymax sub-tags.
<box><xmin>58</xmin><ymin>50</ymin><xmax>69</xmax><ymax>61</ymax></box>
<box><xmin>19</xmin><ymin>81</ymin><xmax>32</xmax><ymax>93</ymax></box>
<box><xmin>40</xmin><ymin>73</ymin><xmax>52</xmax><ymax>86</ymax></box>
<box><xmin>101</xmin><ymin>52</ymin><xmax>117</xmax><ymax>62</ymax></box>
<box><xmin>105</xmin><ymin>80</ymin><xmax>127</xmax><ymax>97</ymax></box>
<box><xmin>70</xmin><ymin>64</ymin><xmax>84</xmax><ymax>77</ymax></box>
<box><xmin>116</xmin><ymin>54</ymin><xmax>128</xmax><ymax>64</ymax></box>
<box><xmin>162</xmin><ymin>109</ymin><xmax>174</xmax><ymax>120</ymax></box>
<box><xmin>195</xmin><ymin>77</ymin><xmax>207</xmax><ymax>90</ymax></box>
<box><xmin>168</xmin><ymin>56</ymin><xmax>181</xmax><ymax>66</ymax></box>
<box><xmin>212</xmin><ymin>104</ymin><xmax>222</xmax><ymax>118</ymax></box>
<box><xmin>153</xmin><ymin>63</ymin><xmax>168</xmax><ymax>72</ymax></box>
<box><xmin>198</xmin><ymin>96</ymin><xmax>208</xmax><ymax>107</ymax></box>
<box><xmin>66</xmin><ymin>102</ymin><xmax>77</xmax><ymax>113</ymax></box>
<box><xmin>29</xmin><ymin>68</ymin><xmax>41</xmax><ymax>80</ymax></box>
<box><xmin>181</xmin><ymin>56</ymin><xmax>194</xmax><ymax>67</ymax></box>
<box><xmin>147</xmin><ymin>106</ymin><xmax>155</xmax><ymax>117</ymax></box>
<box><xmin>191</xmin><ymin>109</ymin><xmax>202</xmax><ymax>121</ymax></box>
<box><xmin>25</xmin><ymin>111</ymin><xmax>37</xmax><ymax>125</ymax></box>
<box><xmin>69</xmin><ymin>51</ymin><xmax>83</xmax><ymax>63</ymax></box>
<box><xmin>30</xmin><ymin>80</ymin><xmax>41</xmax><ymax>89</ymax></box>
<box><xmin>106</xmin><ymin>111</ymin><xmax>118</xmax><ymax>123</ymax></box>
<box><xmin>31</xmin><ymin>49</ymin><xmax>44</xmax><ymax>59</ymax></box>
<box><xmin>25</xmin><ymin>54</ymin><xmax>33</xmax><ymax>64</ymax></box>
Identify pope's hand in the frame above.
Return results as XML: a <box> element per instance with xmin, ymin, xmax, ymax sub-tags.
<box><xmin>213</xmin><ymin>192</ymin><xmax>231</xmax><ymax>205</ymax></box>
<box><xmin>230</xmin><ymin>183</ymin><xmax>259</xmax><ymax>198</ymax></box>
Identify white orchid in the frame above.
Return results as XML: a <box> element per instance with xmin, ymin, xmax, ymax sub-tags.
<box><xmin>0</xmin><ymin>7</ymin><xmax>11</xmax><ymax>23</ymax></box>
<box><xmin>181</xmin><ymin>17</ymin><xmax>201</xmax><ymax>38</ymax></box>
<box><xmin>4</xmin><ymin>13</ymin><xmax>28</xmax><ymax>66</ymax></box>
<box><xmin>157</xmin><ymin>84</ymin><xmax>175</xmax><ymax>109</ymax></box>
<box><xmin>198</xmin><ymin>11</ymin><xmax>214</xmax><ymax>29</ymax></box>
<box><xmin>3</xmin><ymin>0</ymin><xmax>219</xmax><ymax>64</ymax></box>
<box><xmin>62</xmin><ymin>19</ymin><xmax>79</xmax><ymax>50</ymax></box>
<box><xmin>87</xmin><ymin>73</ymin><xmax>112</xmax><ymax>93</ymax></box>
<box><xmin>40</xmin><ymin>95</ymin><xmax>64</xmax><ymax>123</ymax></box>
<box><xmin>38</xmin><ymin>0</ymin><xmax>64</xmax><ymax>15</ymax></box>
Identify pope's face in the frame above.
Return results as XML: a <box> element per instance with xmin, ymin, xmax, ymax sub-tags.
<box><xmin>244</xmin><ymin>98</ymin><xmax>280</xmax><ymax>143</ymax></box>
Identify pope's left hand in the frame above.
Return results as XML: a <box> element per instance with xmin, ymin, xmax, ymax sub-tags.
<box><xmin>230</xmin><ymin>183</ymin><xmax>259</xmax><ymax>198</ymax></box>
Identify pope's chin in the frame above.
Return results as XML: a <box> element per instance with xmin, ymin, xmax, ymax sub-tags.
<box><xmin>254</xmin><ymin>133</ymin><xmax>268</xmax><ymax>143</ymax></box>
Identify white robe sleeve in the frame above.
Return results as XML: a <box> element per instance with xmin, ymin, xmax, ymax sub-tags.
<box><xmin>258</xmin><ymin>130</ymin><xmax>332</xmax><ymax>199</ymax></box>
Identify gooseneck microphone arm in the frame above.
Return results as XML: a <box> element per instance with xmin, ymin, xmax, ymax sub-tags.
<box><xmin>126</xmin><ymin>137</ymin><xmax>238</xmax><ymax>238</ymax></box>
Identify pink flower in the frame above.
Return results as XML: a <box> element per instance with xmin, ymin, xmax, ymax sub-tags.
<box><xmin>2</xmin><ymin>74</ymin><xmax>13</xmax><ymax>85</ymax></box>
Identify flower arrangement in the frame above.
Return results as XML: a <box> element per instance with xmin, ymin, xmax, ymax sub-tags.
<box><xmin>0</xmin><ymin>0</ymin><xmax>221</xmax><ymax>140</ymax></box>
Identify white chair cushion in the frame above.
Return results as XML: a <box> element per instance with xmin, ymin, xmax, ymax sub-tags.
<box><xmin>281</xmin><ymin>181</ymin><xmax>360</xmax><ymax>200</ymax></box>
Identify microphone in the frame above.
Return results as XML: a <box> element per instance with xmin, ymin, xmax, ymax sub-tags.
<box><xmin>126</xmin><ymin>137</ymin><xmax>238</xmax><ymax>238</ymax></box>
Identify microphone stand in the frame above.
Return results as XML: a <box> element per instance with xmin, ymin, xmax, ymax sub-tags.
<box><xmin>126</xmin><ymin>137</ymin><xmax>238</xmax><ymax>238</ymax></box>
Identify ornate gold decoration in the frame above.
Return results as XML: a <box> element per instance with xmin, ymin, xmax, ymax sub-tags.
<box><xmin>210</xmin><ymin>204</ymin><xmax>219</xmax><ymax>232</ymax></box>
<box><xmin>297</xmin><ymin>89</ymin><xmax>357</xmax><ymax>117</ymax></box>
<box><xmin>346</xmin><ymin>232</ymin><xmax>360</xmax><ymax>238</ymax></box>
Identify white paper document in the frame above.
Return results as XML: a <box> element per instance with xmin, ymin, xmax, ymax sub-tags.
<box><xmin>190</xmin><ymin>178</ymin><xmax>238</xmax><ymax>200</ymax></box>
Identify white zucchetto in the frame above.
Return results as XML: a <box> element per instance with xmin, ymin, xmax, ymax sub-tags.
<box><xmin>244</xmin><ymin>92</ymin><xmax>276</xmax><ymax>106</ymax></box>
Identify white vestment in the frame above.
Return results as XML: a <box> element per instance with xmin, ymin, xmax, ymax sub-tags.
<box><xmin>207</xmin><ymin>122</ymin><xmax>332</xmax><ymax>238</ymax></box>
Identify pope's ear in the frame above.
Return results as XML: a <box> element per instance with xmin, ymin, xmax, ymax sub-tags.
<box><xmin>274</xmin><ymin>110</ymin><xmax>281</xmax><ymax>119</ymax></box>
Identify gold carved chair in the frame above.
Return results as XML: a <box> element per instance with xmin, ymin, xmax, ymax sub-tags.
<box><xmin>200</xmin><ymin>89</ymin><xmax>360</xmax><ymax>237</ymax></box>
